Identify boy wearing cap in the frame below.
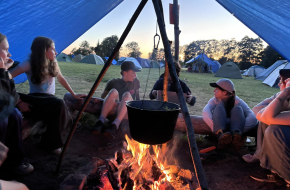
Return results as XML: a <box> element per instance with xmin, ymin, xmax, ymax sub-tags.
<box><xmin>92</xmin><ymin>61</ymin><xmax>141</xmax><ymax>137</ymax></box>
<box><xmin>203</xmin><ymin>78</ymin><xmax>257</xmax><ymax>149</ymax></box>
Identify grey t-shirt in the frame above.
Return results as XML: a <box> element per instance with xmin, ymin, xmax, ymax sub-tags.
<box><xmin>18</xmin><ymin>61</ymin><xmax>55</xmax><ymax>94</ymax></box>
<box><xmin>105</xmin><ymin>78</ymin><xmax>140</xmax><ymax>100</ymax></box>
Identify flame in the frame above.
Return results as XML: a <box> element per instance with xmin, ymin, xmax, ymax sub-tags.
<box><xmin>122</xmin><ymin>135</ymin><xmax>174</xmax><ymax>189</ymax></box>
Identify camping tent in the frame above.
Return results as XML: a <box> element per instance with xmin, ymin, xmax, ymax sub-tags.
<box><xmin>159</xmin><ymin>62</ymin><xmax>165</xmax><ymax>68</ymax></box>
<box><xmin>117</xmin><ymin>57</ymin><xmax>127</xmax><ymax>65</ymax></box>
<box><xmin>73</xmin><ymin>54</ymin><xmax>84</xmax><ymax>62</ymax></box>
<box><xmin>104</xmin><ymin>57</ymin><xmax>117</xmax><ymax>65</ymax></box>
<box><xmin>242</xmin><ymin>65</ymin><xmax>265</xmax><ymax>77</ymax></box>
<box><xmin>262</xmin><ymin>61</ymin><xmax>290</xmax><ymax>88</ymax></box>
<box><xmin>214</xmin><ymin>62</ymin><xmax>243</xmax><ymax>79</ymax></box>
<box><xmin>136</xmin><ymin>58</ymin><xmax>151</xmax><ymax>68</ymax></box>
<box><xmin>56</xmin><ymin>53</ymin><xmax>73</xmax><ymax>62</ymax></box>
<box><xmin>80</xmin><ymin>54</ymin><xmax>104</xmax><ymax>65</ymax></box>
<box><xmin>151</xmin><ymin>61</ymin><xmax>160</xmax><ymax>68</ymax></box>
<box><xmin>186</xmin><ymin>54</ymin><xmax>221</xmax><ymax>73</ymax></box>
<box><xmin>255</xmin><ymin>60</ymin><xmax>288</xmax><ymax>81</ymax></box>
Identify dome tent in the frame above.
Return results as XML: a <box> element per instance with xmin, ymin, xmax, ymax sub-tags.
<box><xmin>255</xmin><ymin>60</ymin><xmax>288</xmax><ymax>81</ymax></box>
<box><xmin>80</xmin><ymin>54</ymin><xmax>104</xmax><ymax>65</ymax></box>
<box><xmin>262</xmin><ymin>61</ymin><xmax>290</xmax><ymax>88</ymax></box>
<box><xmin>214</xmin><ymin>62</ymin><xmax>243</xmax><ymax>79</ymax></box>
<box><xmin>186</xmin><ymin>54</ymin><xmax>221</xmax><ymax>73</ymax></box>
<box><xmin>243</xmin><ymin>65</ymin><xmax>265</xmax><ymax>77</ymax></box>
<box><xmin>104</xmin><ymin>57</ymin><xmax>117</xmax><ymax>65</ymax></box>
<box><xmin>136</xmin><ymin>57</ymin><xmax>151</xmax><ymax>68</ymax></box>
<box><xmin>151</xmin><ymin>61</ymin><xmax>160</xmax><ymax>68</ymax></box>
<box><xmin>56</xmin><ymin>53</ymin><xmax>73</xmax><ymax>62</ymax></box>
<box><xmin>73</xmin><ymin>54</ymin><xmax>84</xmax><ymax>62</ymax></box>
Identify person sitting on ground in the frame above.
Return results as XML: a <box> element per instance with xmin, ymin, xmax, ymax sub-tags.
<box><xmin>149</xmin><ymin>61</ymin><xmax>196</xmax><ymax>106</ymax></box>
<box><xmin>92</xmin><ymin>61</ymin><xmax>141</xmax><ymax>138</ymax></box>
<box><xmin>10</xmin><ymin>36</ymin><xmax>86</xmax><ymax>155</ymax></box>
<box><xmin>249</xmin><ymin>70</ymin><xmax>290</xmax><ymax>188</ymax></box>
<box><xmin>0</xmin><ymin>33</ymin><xmax>34</xmax><ymax>175</ymax></box>
<box><xmin>243</xmin><ymin>69</ymin><xmax>290</xmax><ymax>163</ymax></box>
<box><xmin>203</xmin><ymin>79</ymin><xmax>258</xmax><ymax>150</ymax></box>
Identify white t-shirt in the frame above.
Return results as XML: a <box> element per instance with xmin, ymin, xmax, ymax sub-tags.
<box><xmin>18</xmin><ymin>61</ymin><xmax>55</xmax><ymax>94</ymax></box>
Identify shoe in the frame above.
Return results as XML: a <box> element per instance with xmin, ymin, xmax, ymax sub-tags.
<box><xmin>250</xmin><ymin>170</ymin><xmax>283</xmax><ymax>183</ymax></box>
<box><xmin>216</xmin><ymin>130</ymin><xmax>232</xmax><ymax>149</ymax></box>
<box><xmin>103</xmin><ymin>123</ymin><xmax>118</xmax><ymax>138</ymax></box>
<box><xmin>51</xmin><ymin>147</ymin><xmax>62</xmax><ymax>155</ymax></box>
<box><xmin>242</xmin><ymin>154</ymin><xmax>259</xmax><ymax>163</ymax></box>
<box><xmin>14</xmin><ymin>162</ymin><xmax>34</xmax><ymax>175</ymax></box>
<box><xmin>231</xmin><ymin>131</ymin><xmax>244</xmax><ymax>151</ymax></box>
<box><xmin>91</xmin><ymin>120</ymin><xmax>105</xmax><ymax>135</ymax></box>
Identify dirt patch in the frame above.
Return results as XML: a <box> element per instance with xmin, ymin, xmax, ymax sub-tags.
<box><xmin>0</xmin><ymin>121</ymin><xmax>286</xmax><ymax>190</ymax></box>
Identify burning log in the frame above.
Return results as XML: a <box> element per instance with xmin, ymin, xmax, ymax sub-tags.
<box><xmin>177</xmin><ymin>169</ymin><xmax>194</xmax><ymax>182</ymax></box>
<box><xmin>64</xmin><ymin>93</ymin><xmax>213</xmax><ymax>135</ymax></box>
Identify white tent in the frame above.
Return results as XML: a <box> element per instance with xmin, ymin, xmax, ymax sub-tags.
<box><xmin>243</xmin><ymin>65</ymin><xmax>265</xmax><ymax>77</ymax></box>
<box><xmin>255</xmin><ymin>60</ymin><xmax>288</xmax><ymax>81</ymax></box>
<box><xmin>262</xmin><ymin>62</ymin><xmax>290</xmax><ymax>87</ymax></box>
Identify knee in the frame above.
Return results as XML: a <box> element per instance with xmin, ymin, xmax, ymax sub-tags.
<box><xmin>108</xmin><ymin>89</ymin><xmax>119</xmax><ymax>98</ymax></box>
<box><xmin>264</xmin><ymin>125</ymin><xmax>283</xmax><ymax>140</ymax></box>
<box><xmin>213</xmin><ymin>105</ymin><xmax>226</xmax><ymax>115</ymax></box>
<box><xmin>54</xmin><ymin>98</ymin><xmax>66</xmax><ymax>108</ymax></box>
<box><xmin>231</xmin><ymin>105</ymin><xmax>243</xmax><ymax>114</ymax></box>
<box><xmin>122</xmin><ymin>92</ymin><xmax>133</xmax><ymax>101</ymax></box>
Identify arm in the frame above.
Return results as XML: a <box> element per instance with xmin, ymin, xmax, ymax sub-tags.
<box><xmin>56</xmin><ymin>70</ymin><xmax>86</xmax><ymax>100</ymax></box>
<box><xmin>257</xmin><ymin>87</ymin><xmax>290</xmax><ymax>125</ymax></box>
<box><xmin>149</xmin><ymin>79</ymin><xmax>162</xmax><ymax>100</ymax></box>
<box><xmin>252</xmin><ymin>94</ymin><xmax>277</xmax><ymax>115</ymax></box>
<box><xmin>202</xmin><ymin>98</ymin><xmax>216</xmax><ymax>131</ymax></box>
<box><xmin>101</xmin><ymin>90</ymin><xmax>109</xmax><ymax>99</ymax></box>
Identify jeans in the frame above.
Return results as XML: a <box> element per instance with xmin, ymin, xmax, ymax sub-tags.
<box><xmin>212</xmin><ymin>105</ymin><xmax>245</xmax><ymax>133</ymax></box>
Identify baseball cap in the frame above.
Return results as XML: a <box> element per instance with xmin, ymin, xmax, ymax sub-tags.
<box><xmin>279</xmin><ymin>69</ymin><xmax>290</xmax><ymax>79</ymax></box>
<box><xmin>121</xmin><ymin>61</ymin><xmax>141</xmax><ymax>72</ymax></box>
<box><xmin>209</xmin><ymin>78</ymin><xmax>235</xmax><ymax>93</ymax></box>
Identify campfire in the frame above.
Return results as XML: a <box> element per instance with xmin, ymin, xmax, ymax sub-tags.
<box><xmin>87</xmin><ymin>135</ymin><xmax>198</xmax><ymax>190</ymax></box>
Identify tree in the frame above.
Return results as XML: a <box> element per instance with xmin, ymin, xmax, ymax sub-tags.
<box><xmin>237</xmin><ymin>36</ymin><xmax>263</xmax><ymax>63</ymax></box>
<box><xmin>259</xmin><ymin>45</ymin><xmax>285</xmax><ymax>68</ymax></box>
<box><xmin>71</xmin><ymin>40</ymin><xmax>94</xmax><ymax>56</ymax></box>
<box><xmin>125</xmin><ymin>41</ymin><xmax>141</xmax><ymax>58</ymax></box>
<box><xmin>94</xmin><ymin>35</ymin><xmax>119</xmax><ymax>60</ymax></box>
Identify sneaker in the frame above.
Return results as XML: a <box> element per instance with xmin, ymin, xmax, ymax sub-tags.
<box><xmin>103</xmin><ymin>123</ymin><xmax>118</xmax><ymax>138</ymax></box>
<box><xmin>242</xmin><ymin>154</ymin><xmax>259</xmax><ymax>163</ymax></box>
<box><xmin>14</xmin><ymin>162</ymin><xmax>34</xmax><ymax>175</ymax></box>
<box><xmin>231</xmin><ymin>131</ymin><xmax>244</xmax><ymax>151</ymax></box>
<box><xmin>91</xmin><ymin>120</ymin><xmax>105</xmax><ymax>135</ymax></box>
<box><xmin>250</xmin><ymin>170</ymin><xmax>283</xmax><ymax>183</ymax></box>
<box><xmin>51</xmin><ymin>147</ymin><xmax>62</xmax><ymax>155</ymax></box>
<box><xmin>216</xmin><ymin>130</ymin><xmax>232</xmax><ymax>149</ymax></box>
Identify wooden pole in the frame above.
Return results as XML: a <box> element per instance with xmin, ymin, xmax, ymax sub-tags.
<box><xmin>56</xmin><ymin>0</ymin><xmax>149</xmax><ymax>173</ymax></box>
<box><xmin>152</xmin><ymin>0</ymin><xmax>209</xmax><ymax>189</ymax></box>
<box><xmin>173</xmin><ymin>0</ymin><xmax>180</xmax><ymax>63</ymax></box>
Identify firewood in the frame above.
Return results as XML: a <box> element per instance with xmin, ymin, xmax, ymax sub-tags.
<box><xmin>165</xmin><ymin>165</ymin><xmax>180</xmax><ymax>175</ymax></box>
<box><xmin>98</xmin><ymin>171</ymin><xmax>114</xmax><ymax>190</ymax></box>
<box><xmin>64</xmin><ymin>92</ymin><xmax>213</xmax><ymax>135</ymax></box>
<box><xmin>115</xmin><ymin>151</ymin><xmax>123</xmax><ymax>165</ymax></box>
<box><xmin>178</xmin><ymin>169</ymin><xmax>194</xmax><ymax>181</ymax></box>
<box><xmin>159</xmin><ymin>181</ymin><xmax>175</xmax><ymax>190</ymax></box>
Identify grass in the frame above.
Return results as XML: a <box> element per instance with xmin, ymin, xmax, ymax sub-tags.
<box><xmin>15</xmin><ymin>61</ymin><xmax>279</xmax><ymax>115</ymax></box>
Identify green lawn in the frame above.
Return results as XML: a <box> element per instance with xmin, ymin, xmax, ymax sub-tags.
<box><xmin>16</xmin><ymin>61</ymin><xmax>279</xmax><ymax>115</ymax></box>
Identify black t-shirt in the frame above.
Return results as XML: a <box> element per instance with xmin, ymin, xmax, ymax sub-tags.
<box><xmin>105</xmin><ymin>78</ymin><xmax>140</xmax><ymax>100</ymax></box>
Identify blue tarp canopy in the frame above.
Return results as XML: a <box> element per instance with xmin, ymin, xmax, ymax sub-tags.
<box><xmin>186</xmin><ymin>53</ymin><xmax>221</xmax><ymax>73</ymax></box>
<box><xmin>0</xmin><ymin>0</ymin><xmax>123</xmax><ymax>83</ymax></box>
<box><xmin>136</xmin><ymin>58</ymin><xmax>151</xmax><ymax>68</ymax></box>
<box><xmin>104</xmin><ymin>57</ymin><xmax>117</xmax><ymax>65</ymax></box>
<box><xmin>215</xmin><ymin>0</ymin><xmax>290</xmax><ymax>62</ymax></box>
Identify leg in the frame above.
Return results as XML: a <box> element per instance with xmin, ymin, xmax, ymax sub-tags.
<box><xmin>259</xmin><ymin>125</ymin><xmax>290</xmax><ymax>182</ymax></box>
<box><xmin>100</xmin><ymin>89</ymin><xmax>119</xmax><ymax>119</ymax></box>
<box><xmin>0</xmin><ymin>180</ymin><xmax>29</xmax><ymax>190</ymax></box>
<box><xmin>114</xmin><ymin>92</ymin><xmax>133</xmax><ymax>128</ymax></box>
<box><xmin>230</xmin><ymin>105</ymin><xmax>246</xmax><ymax>133</ymax></box>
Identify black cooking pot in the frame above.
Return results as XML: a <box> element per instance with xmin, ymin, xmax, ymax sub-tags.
<box><xmin>126</xmin><ymin>100</ymin><xmax>180</xmax><ymax>145</ymax></box>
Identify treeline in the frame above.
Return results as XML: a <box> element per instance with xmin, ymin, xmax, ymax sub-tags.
<box><xmin>71</xmin><ymin>35</ymin><xmax>284</xmax><ymax>69</ymax></box>
<box><xmin>70</xmin><ymin>35</ymin><xmax>142</xmax><ymax>61</ymax></box>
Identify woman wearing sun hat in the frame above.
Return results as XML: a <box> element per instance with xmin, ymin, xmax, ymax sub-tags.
<box><xmin>203</xmin><ymin>78</ymin><xmax>258</xmax><ymax>149</ymax></box>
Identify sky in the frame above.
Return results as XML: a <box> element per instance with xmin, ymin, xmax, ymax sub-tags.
<box><xmin>62</xmin><ymin>0</ymin><xmax>261</xmax><ymax>59</ymax></box>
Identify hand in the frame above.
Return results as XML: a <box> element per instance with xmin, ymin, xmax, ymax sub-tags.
<box><xmin>5</xmin><ymin>58</ymin><xmax>14</xmax><ymax>70</ymax></box>
<box><xmin>152</xmin><ymin>90</ymin><xmax>157</xmax><ymax>98</ymax></box>
<box><xmin>186</xmin><ymin>92</ymin><xmax>193</xmax><ymax>103</ymax></box>
<box><xmin>73</xmin><ymin>93</ymin><xmax>87</xmax><ymax>100</ymax></box>
<box><xmin>0</xmin><ymin>142</ymin><xmax>8</xmax><ymax>166</ymax></box>
<box><xmin>18</xmin><ymin>101</ymin><xmax>31</xmax><ymax>112</ymax></box>
<box><xmin>0</xmin><ymin>57</ymin><xmax>5</xmax><ymax>69</ymax></box>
